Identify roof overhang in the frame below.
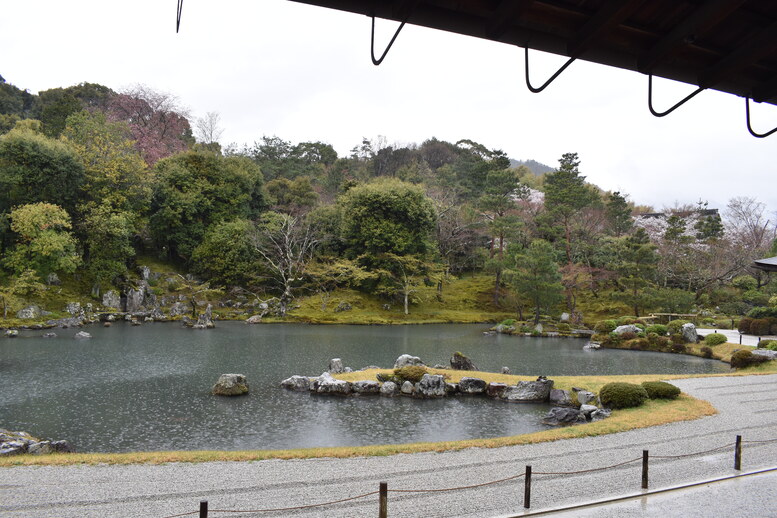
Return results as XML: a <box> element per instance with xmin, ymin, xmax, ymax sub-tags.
<box><xmin>753</xmin><ymin>256</ymin><xmax>777</xmax><ymax>272</ymax></box>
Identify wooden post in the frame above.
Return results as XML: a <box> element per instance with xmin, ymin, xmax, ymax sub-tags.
<box><xmin>199</xmin><ymin>500</ymin><xmax>208</xmax><ymax>518</ymax></box>
<box><xmin>642</xmin><ymin>450</ymin><xmax>649</xmax><ymax>489</ymax></box>
<box><xmin>379</xmin><ymin>482</ymin><xmax>388</xmax><ymax>518</ymax></box>
<box><xmin>524</xmin><ymin>465</ymin><xmax>532</xmax><ymax>509</ymax></box>
<box><xmin>735</xmin><ymin>435</ymin><xmax>742</xmax><ymax>471</ymax></box>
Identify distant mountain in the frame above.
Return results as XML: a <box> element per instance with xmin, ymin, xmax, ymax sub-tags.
<box><xmin>510</xmin><ymin>159</ymin><xmax>554</xmax><ymax>176</ymax></box>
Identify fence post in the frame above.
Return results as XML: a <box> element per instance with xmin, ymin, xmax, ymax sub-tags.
<box><xmin>199</xmin><ymin>500</ymin><xmax>208</xmax><ymax>518</ymax></box>
<box><xmin>735</xmin><ymin>435</ymin><xmax>742</xmax><ymax>471</ymax></box>
<box><xmin>642</xmin><ymin>450</ymin><xmax>649</xmax><ymax>489</ymax></box>
<box><xmin>524</xmin><ymin>465</ymin><xmax>532</xmax><ymax>509</ymax></box>
<box><xmin>379</xmin><ymin>481</ymin><xmax>388</xmax><ymax>518</ymax></box>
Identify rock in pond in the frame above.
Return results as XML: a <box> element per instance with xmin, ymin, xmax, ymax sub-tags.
<box><xmin>486</xmin><ymin>382</ymin><xmax>508</xmax><ymax>398</ymax></box>
<box><xmin>417</xmin><ymin>374</ymin><xmax>446</xmax><ymax>397</ymax></box>
<box><xmin>352</xmin><ymin>380</ymin><xmax>381</xmax><ymax>394</ymax></box>
<box><xmin>212</xmin><ymin>374</ymin><xmax>249</xmax><ymax>396</ymax></box>
<box><xmin>450</xmin><ymin>351</ymin><xmax>477</xmax><ymax>370</ymax></box>
<box><xmin>245</xmin><ymin>314</ymin><xmax>263</xmax><ymax>324</ymax></box>
<box><xmin>281</xmin><ymin>375</ymin><xmax>311</xmax><ymax>391</ymax></box>
<box><xmin>380</xmin><ymin>381</ymin><xmax>399</xmax><ymax>396</ymax></box>
<box><xmin>542</xmin><ymin>407</ymin><xmax>587</xmax><ymax>426</ymax></box>
<box><xmin>458</xmin><ymin>377</ymin><xmax>487</xmax><ymax>394</ymax></box>
<box><xmin>74</xmin><ymin>331</ymin><xmax>92</xmax><ymax>339</ymax></box>
<box><xmin>328</xmin><ymin>358</ymin><xmax>344</xmax><ymax>374</ymax></box>
<box><xmin>400</xmin><ymin>380</ymin><xmax>415</xmax><ymax>395</ymax></box>
<box><xmin>311</xmin><ymin>372</ymin><xmax>351</xmax><ymax>396</ymax></box>
<box><xmin>5</xmin><ymin>330</ymin><xmax>19</xmax><ymax>338</ymax></box>
<box><xmin>550</xmin><ymin>389</ymin><xmax>574</xmax><ymax>407</ymax></box>
<box><xmin>394</xmin><ymin>354</ymin><xmax>424</xmax><ymax>369</ymax></box>
<box><xmin>503</xmin><ymin>376</ymin><xmax>553</xmax><ymax>402</ymax></box>
<box><xmin>43</xmin><ymin>332</ymin><xmax>57</xmax><ymax>338</ymax></box>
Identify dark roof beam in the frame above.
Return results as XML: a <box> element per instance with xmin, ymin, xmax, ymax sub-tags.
<box><xmin>389</xmin><ymin>0</ymin><xmax>419</xmax><ymax>22</ymax></box>
<box><xmin>753</xmin><ymin>73</ymin><xmax>777</xmax><ymax>103</ymax></box>
<box><xmin>486</xmin><ymin>0</ymin><xmax>534</xmax><ymax>41</ymax></box>
<box><xmin>567</xmin><ymin>0</ymin><xmax>644</xmax><ymax>59</ymax></box>
<box><xmin>698</xmin><ymin>18</ymin><xmax>777</xmax><ymax>89</ymax></box>
<box><xmin>637</xmin><ymin>0</ymin><xmax>747</xmax><ymax>74</ymax></box>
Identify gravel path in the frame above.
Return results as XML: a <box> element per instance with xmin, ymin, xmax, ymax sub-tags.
<box><xmin>2</xmin><ymin>374</ymin><xmax>777</xmax><ymax>518</ymax></box>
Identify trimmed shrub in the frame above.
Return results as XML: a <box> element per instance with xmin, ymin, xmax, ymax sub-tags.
<box><xmin>616</xmin><ymin>316</ymin><xmax>637</xmax><ymax>325</ymax></box>
<box><xmin>758</xmin><ymin>339</ymin><xmax>777</xmax><ymax>351</ymax></box>
<box><xmin>620</xmin><ymin>331</ymin><xmax>637</xmax><ymax>341</ymax></box>
<box><xmin>700</xmin><ymin>346</ymin><xmax>714</xmax><ymax>359</ymax></box>
<box><xmin>750</xmin><ymin>318</ymin><xmax>774</xmax><ymax>336</ymax></box>
<box><xmin>704</xmin><ymin>333</ymin><xmax>728</xmax><ymax>346</ymax></box>
<box><xmin>730</xmin><ymin>350</ymin><xmax>770</xmax><ymax>369</ymax></box>
<box><xmin>557</xmin><ymin>323</ymin><xmax>571</xmax><ymax>333</ymax></box>
<box><xmin>630</xmin><ymin>338</ymin><xmax>649</xmax><ymax>350</ymax></box>
<box><xmin>594</xmin><ymin>320</ymin><xmax>617</xmax><ymax>333</ymax></box>
<box><xmin>670</xmin><ymin>343</ymin><xmax>687</xmax><ymax>354</ymax></box>
<box><xmin>738</xmin><ymin>317</ymin><xmax>753</xmax><ymax>334</ymax></box>
<box><xmin>645</xmin><ymin>324</ymin><xmax>668</xmax><ymax>336</ymax></box>
<box><xmin>393</xmin><ymin>365</ymin><xmax>427</xmax><ymax>383</ymax></box>
<box><xmin>500</xmin><ymin>319</ymin><xmax>516</xmax><ymax>326</ymax></box>
<box><xmin>599</xmin><ymin>382</ymin><xmax>649</xmax><ymax>409</ymax></box>
<box><xmin>670</xmin><ymin>333</ymin><xmax>685</xmax><ymax>345</ymax></box>
<box><xmin>641</xmin><ymin>381</ymin><xmax>681</xmax><ymax>400</ymax></box>
<box><xmin>667</xmin><ymin>319</ymin><xmax>690</xmax><ymax>335</ymax></box>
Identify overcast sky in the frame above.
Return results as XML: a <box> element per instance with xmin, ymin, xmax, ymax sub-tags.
<box><xmin>1</xmin><ymin>0</ymin><xmax>775</xmax><ymax>213</ymax></box>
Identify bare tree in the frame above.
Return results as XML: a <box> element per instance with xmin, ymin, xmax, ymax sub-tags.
<box><xmin>725</xmin><ymin>196</ymin><xmax>776</xmax><ymax>286</ymax></box>
<box><xmin>253</xmin><ymin>214</ymin><xmax>318</xmax><ymax>317</ymax></box>
<box><xmin>195</xmin><ymin>111</ymin><xmax>224</xmax><ymax>144</ymax></box>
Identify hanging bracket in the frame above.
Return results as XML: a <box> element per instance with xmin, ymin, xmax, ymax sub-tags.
<box><xmin>524</xmin><ymin>47</ymin><xmax>576</xmax><ymax>93</ymax></box>
<box><xmin>371</xmin><ymin>16</ymin><xmax>407</xmax><ymax>66</ymax></box>
<box><xmin>745</xmin><ymin>97</ymin><xmax>777</xmax><ymax>138</ymax></box>
<box><xmin>648</xmin><ymin>74</ymin><xmax>704</xmax><ymax>117</ymax></box>
<box><xmin>176</xmin><ymin>0</ymin><xmax>183</xmax><ymax>33</ymax></box>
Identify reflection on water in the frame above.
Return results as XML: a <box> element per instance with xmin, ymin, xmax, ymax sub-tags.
<box><xmin>0</xmin><ymin>322</ymin><xmax>728</xmax><ymax>452</ymax></box>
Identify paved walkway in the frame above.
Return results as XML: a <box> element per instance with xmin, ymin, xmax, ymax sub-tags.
<box><xmin>2</xmin><ymin>374</ymin><xmax>777</xmax><ymax>518</ymax></box>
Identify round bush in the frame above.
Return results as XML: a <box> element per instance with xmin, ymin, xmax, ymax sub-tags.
<box><xmin>641</xmin><ymin>381</ymin><xmax>681</xmax><ymax>400</ymax></box>
<box><xmin>667</xmin><ymin>319</ymin><xmax>690</xmax><ymax>335</ymax></box>
<box><xmin>730</xmin><ymin>350</ymin><xmax>770</xmax><ymax>369</ymax></box>
<box><xmin>393</xmin><ymin>365</ymin><xmax>427</xmax><ymax>383</ymax></box>
<box><xmin>738</xmin><ymin>317</ymin><xmax>752</xmax><ymax>334</ymax></box>
<box><xmin>704</xmin><ymin>333</ymin><xmax>728</xmax><ymax>346</ymax></box>
<box><xmin>599</xmin><ymin>382</ymin><xmax>649</xmax><ymax>409</ymax></box>
<box><xmin>700</xmin><ymin>346</ymin><xmax>714</xmax><ymax>358</ymax></box>
<box><xmin>557</xmin><ymin>323</ymin><xmax>571</xmax><ymax>333</ymax></box>
<box><xmin>594</xmin><ymin>320</ymin><xmax>617</xmax><ymax>333</ymax></box>
<box><xmin>758</xmin><ymin>339</ymin><xmax>777</xmax><ymax>351</ymax></box>
<box><xmin>645</xmin><ymin>324</ymin><xmax>668</xmax><ymax>336</ymax></box>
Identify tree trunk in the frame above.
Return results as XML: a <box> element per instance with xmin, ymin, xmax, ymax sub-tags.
<box><xmin>403</xmin><ymin>288</ymin><xmax>409</xmax><ymax>315</ymax></box>
<box><xmin>493</xmin><ymin>268</ymin><xmax>502</xmax><ymax>306</ymax></box>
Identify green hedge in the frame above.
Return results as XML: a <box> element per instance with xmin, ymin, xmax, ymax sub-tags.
<box><xmin>704</xmin><ymin>333</ymin><xmax>728</xmax><ymax>346</ymax></box>
<box><xmin>599</xmin><ymin>382</ymin><xmax>649</xmax><ymax>409</ymax></box>
<box><xmin>641</xmin><ymin>381</ymin><xmax>681</xmax><ymax>400</ymax></box>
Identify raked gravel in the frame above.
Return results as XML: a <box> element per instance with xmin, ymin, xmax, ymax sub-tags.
<box><xmin>2</xmin><ymin>374</ymin><xmax>777</xmax><ymax>518</ymax></box>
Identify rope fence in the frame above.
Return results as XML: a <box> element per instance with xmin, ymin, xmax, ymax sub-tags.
<box><xmin>162</xmin><ymin>434</ymin><xmax>775</xmax><ymax>517</ymax></box>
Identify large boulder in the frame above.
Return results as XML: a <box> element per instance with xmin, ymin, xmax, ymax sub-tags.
<box><xmin>211</xmin><ymin>374</ymin><xmax>249</xmax><ymax>396</ymax></box>
<box><xmin>245</xmin><ymin>314</ymin><xmax>263</xmax><ymax>324</ymax></box>
<box><xmin>352</xmin><ymin>380</ymin><xmax>381</xmax><ymax>394</ymax></box>
<box><xmin>681</xmin><ymin>323</ymin><xmax>698</xmax><ymax>343</ymax></box>
<box><xmin>751</xmin><ymin>349</ymin><xmax>777</xmax><ymax>360</ymax></box>
<box><xmin>542</xmin><ymin>407</ymin><xmax>587</xmax><ymax>426</ymax></box>
<box><xmin>16</xmin><ymin>305</ymin><xmax>42</xmax><ymax>319</ymax></box>
<box><xmin>503</xmin><ymin>376</ymin><xmax>554</xmax><ymax>402</ymax></box>
<box><xmin>125</xmin><ymin>288</ymin><xmax>145</xmax><ymax>313</ymax></box>
<box><xmin>394</xmin><ymin>354</ymin><xmax>424</xmax><ymax>369</ymax></box>
<box><xmin>613</xmin><ymin>324</ymin><xmax>640</xmax><ymax>335</ymax></box>
<box><xmin>380</xmin><ymin>381</ymin><xmax>399</xmax><ymax>396</ymax></box>
<box><xmin>573</xmin><ymin>388</ymin><xmax>597</xmax><ymax>406</ymax></box>
<box><xmin>486</xmin><ymin>382</ymin><xmax>508</xmax><ymax>398</ymax></box>
<box><xmin>458</xmin><ymin>377</ymin><xmax>487</xmax><ymax>394</ymax></box>
<box><xmin>102</xmin><ymin>290</ymin><xmax>121</xmax><ymax>310</ymax></box>
<box><xmin>194</xmin><ymin>304</ymin><xmax>215</xmax><ymax>329</ymax></box>
<box><xmin>46</xmin><ymin>272</ymin><xmax>61</xmax><ymax>286</ymax></box>
<box><xmin>328</xmin><ymin>358</ymin><xmax>344</xmax><ymax>374</ymax></box>
<box><xmin>550</xmin><ymin>389</ymin><xmax>574</xmax><ymax>407</ymax></box>
<box><xmin>450</xmin><ymin>352</ymin><xmax>477</xmax><ymax>371</ymax></box>
<box><xmin>312</xmin><ymin>372</ymin><xmax>351</xmax><ymax>395</ymax></box>
<box><xmin>417</xmin><ymin>374</ymin><xmax>446</xmax><ymax>397</ymax></box>
<box><xmin>400</xmin><ymin>380</ymin><xmax>415</xmax><ymax>395</ymax></box>
<box><xmin>281</xmin><ymin>375</ymin><xmax>311</xmax><ymax>391</ymax></box>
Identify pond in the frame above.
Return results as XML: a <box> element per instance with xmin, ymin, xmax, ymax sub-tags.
<box><xmin>0</xmin><ymin>322</ymin><xmax>728</xmax><ymax>453</ymax></box>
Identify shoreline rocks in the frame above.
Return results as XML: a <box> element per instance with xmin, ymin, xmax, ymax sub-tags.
<box><xmin>0</xmin><ymin>429</ymin><xmax>74</xmax><ymax>456</ymax></box>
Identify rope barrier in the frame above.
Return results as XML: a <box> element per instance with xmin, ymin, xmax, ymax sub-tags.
<box><xmin>389</xmin><ymin>472</ymin><xmax>525</xmax><ymax>493</ymax></box>
<box><xmin>743</xmin><ymin>438</ymin><xmax>777</xmax><ymax>444</ymax></box>
<box><xmin>650</xmin><ymin>443</ymin><xmax>735</xmax><ymax>459</ymax></box>
<box><xmin>534</xmin><ymin>456</ymin><xmax>642</xmax><ymax>476</ymax></box>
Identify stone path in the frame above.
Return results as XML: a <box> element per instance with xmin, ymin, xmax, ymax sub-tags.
<box><xmin>2</xmin><ymin>374</ymin><xmax>777</xmax><ymax>518</ymax></box>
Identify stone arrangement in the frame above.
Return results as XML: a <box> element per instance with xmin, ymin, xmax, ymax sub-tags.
<box><xmin>281</xmin><ymin>355</ymin><xmax>612</xmax><ymax>427</ymax></box>
<box><xmin>0</xmin><ymin>429</ymin><xmax>74</xmax><ymax>457</ymax></box>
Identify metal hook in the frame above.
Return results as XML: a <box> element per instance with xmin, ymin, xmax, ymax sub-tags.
<box><xmin>524</xmin><ymin>47</ymin><xmax>576</xmax><ymax>93</ymax></box>
<box><xmin>647</xmin><ymin>74</ymin><xmax>704</xmax><ymax>117</ymax></box>
<box><xmin>371</xmin><ymin>16</ymin><xmax>406</xmax><ymax>66</ymax></box>
<box><xmin>176</xmin><ymin>0</ymin><xmax>183</xmax><ymax>33</ymax></box>
<box><xmin>745</xmin><ymin>97</ymin><xmax>777</xmax><ymax>138</ymax></box>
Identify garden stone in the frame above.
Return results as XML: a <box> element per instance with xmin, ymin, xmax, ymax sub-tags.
<box><xmin>46</xmin><ymin>273</ymin><xmax>61</xmax><ymax>285</ymax></box>
<box><xmin>281</xmin><ymin>375</ymin><xmax>311</xmax><ymax>391</ymax></box>
<box><xmin>169</xmin><ymin>302</ymin><xmax>188</xmax><ymax>317</ymax></box>
<box><xmin>458</xmin><ymin>377</ymin><xmax>487</xmax><ymax>394</ymax></box>
<box><xmin>380</xmin><ymin>381</ymin><xmax>399</xmax><ymax>396</ymax></box>
<box><xmin>150</xmin><ymin>308</ymin><xmax>166</xmax><ymax>321</ymax></box>
<box><xmin>560</xmin><ymin>312</ymin><xmax>570</xmax><ymax>322</ymax></box>
<box><xmin>245</xmin><ymin>314</ymin><xmax>263</xmax><ymax>324</ymax></box>
<box><xmin>28</xmin><ymin>441</ymin><xmax>53</xmax><ymax>455</ymax></box>
<box><xmin>102</xmin><ymin>290</ymin><xmax>121</xmax><ymax>309</ymax></box>
<box><xmin>5</xmin><ymin>330</ymin><xmax>18</xmax><ymax>338</ymax></box>
<box><xmin>315</xmin><ymin>374</ymin><xmax>351</xmax><ymax>396</ymax></box>
<box><xmin>573</xmin><ymin>389</ymin><xmax>596</xmax><ymax>405</ymax></box>
<box><xmin>590</xmin><ymin>408</ymin><xmax>612</xmax><ymax>422</ymax></box>
<box><xmin>334</xmin><ymin>301</ymin><xmax>352</xmax><ymax>312</ymax></box>
<box><xmin>125</xmin><ymin>288</ymin><xmax>144</xmax><ymax>313</ymax></box>
<box><xmin>613</xmin><ymin>324</ymin><xmax>640</xmax><ymax>335</ymax></box>
<box><xmin>16</xmin><ymin>305</ymin><xmax>42</xmax><ymax>319</ymax></box>
<box><xmin>579</xmin><ymin>404</ymin><xmax>599</xmax><ymax>419</ymax></box>
<box><xmin>542</xmin><ymin>407</ymin><xmax>586</xmax><ymax>426</ymax></box>
<box><xmin>583</xmin><ymin>341</ymin><xmax>601</xmax><ymax>350</ymax></box>
<box><xmin>503</xmin><ymin>376</ymin><xmax>553</xmax><ymax>402</ymax></box>
<box><xmin>486</xmin><ymin>382</ymin><xmax>507</xmax><ymax>398</ymax></box>
<box><xmin>352</xmin><ymin>380</ymin><xmax>381</xmax><ymax>394</ymax></box>
<box><xmin>450</xmin><ymin>351</ymin><xmax>477</xmax><ymax>370</ymax></box>
<box><xmin>534</xmin><ymin>323</ymin><xmax>543</xmax><ymax>333</ymax></box>
<box><xmin>550</xmin><ymin>389</ymin><xmax>573</xmax><ymax>407</ymax></box>
<box><xmin>0</xmin><ymin>446</ymin><xmax>24</xmax><ymax>456</ymax></box>
<box><xmin>328</xmin><ymin>358</ymin><xmax>344</xmax><ymax>374</ymax></box>
<box><xmin>417</xmin><ymin>374</ymin><xmax>446</xmax><ymax>397</ymax></box>
<box><xmin>212</xmin><ymin>374</ymin><xmax>249</xmax><ymax>396</ymax></box>
<box><xmin>43</xmin><ymin>332</ymin><xmax>57</xmax><ymax>338</ymax></box>
<box><xmin>194</xmin><ymin>304</ymin><xmax>215</xmax><ymax>329</ymax></box>
<box><xmin>681</xmin><ymin>323</ymin><xmax>698</xmax><ymax>343</ymax></box>
<box><xmin>751</xmin><ymin>349</ymin><xmax>777</xmax><ymax>360</ymax></box>
<box><xmin>50</xmin><ymin>440</ymin><xmax>74</xmax><ymax>453</ymax></box>
<box><xmin>394</xmin><ymin>354</ymin><xmax>424</xmax><ymax>369</ymax></box>
<box><xmin>501</xmin><ymin>366</ymin><xmax>511</xmax><ymax>374</ymax></box>
<box><xmin>445</xmin><ymin>383</ymin><xmax>458</xmax><ymax>395</ymax></box>
<box><xmin>139</xmin><ymin>265</ymin><xmax>151</xmax><ymax>280</ymax></box>
<box><xmin>74</xmin><ymin>331</ymin><xmax>91</xmax><ymax>339</ymax></box>
<box><xmin>66</xmin><ymin>302</ymin><xmax>82</xmax><ymax>316</ymax></box>
<box><xmin>400</xmin><ymin>381</ymin><xmax>415</xmax><ymax>395</ymax></box>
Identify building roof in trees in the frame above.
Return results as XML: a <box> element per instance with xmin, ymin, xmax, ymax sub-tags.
<box><xmin>753</xmin><ymin>256</ymin><xmax>777</xmax><ymax>272</ymax></box>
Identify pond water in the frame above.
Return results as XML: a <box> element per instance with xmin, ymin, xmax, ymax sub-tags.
<box><xmin>0</xmin><ymin>322</ymin><xmax>728</xmax><ymax>453</ymax></box>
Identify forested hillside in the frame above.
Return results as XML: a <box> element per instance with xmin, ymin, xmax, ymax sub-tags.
<box><xmin>1</xmin><ymin>76</ymin><xmax>776</xmax><ymax>325</ymax></box>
